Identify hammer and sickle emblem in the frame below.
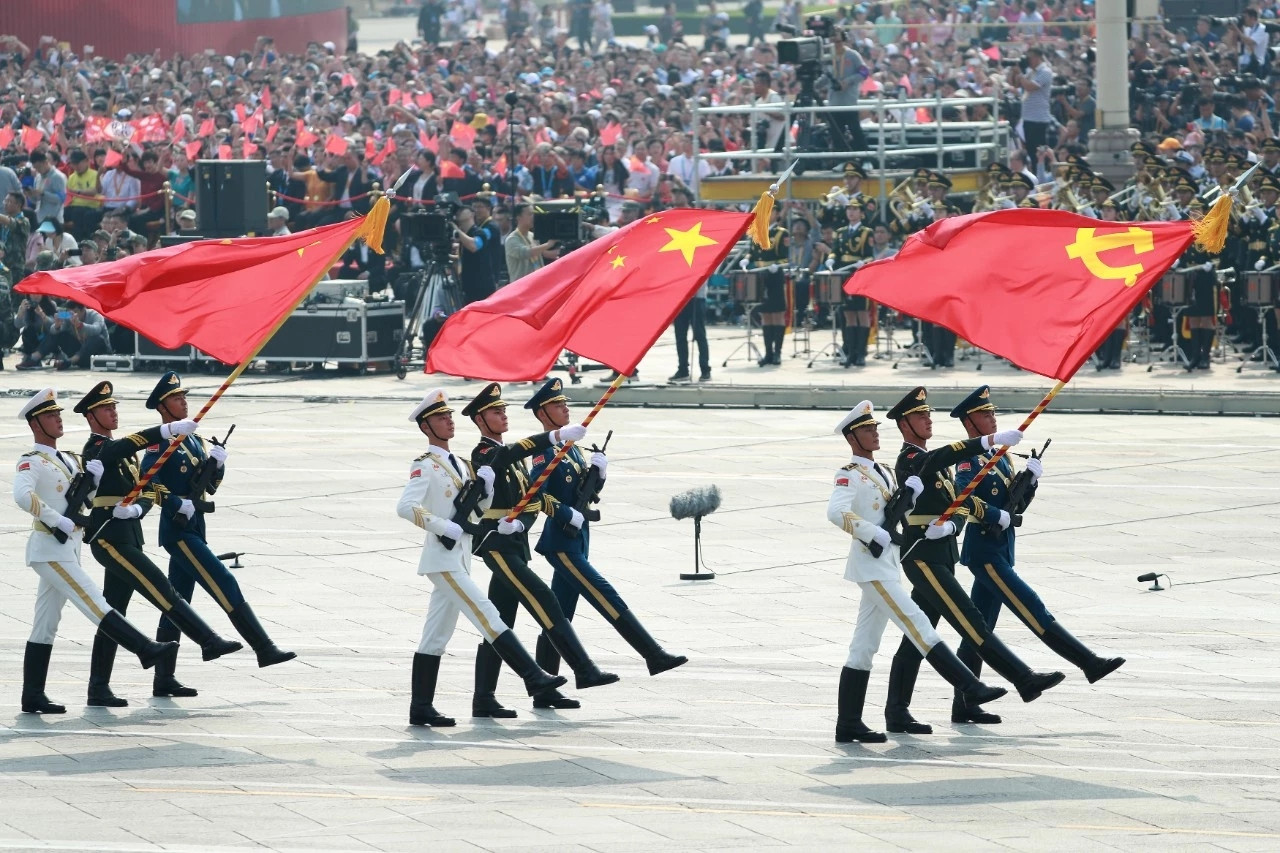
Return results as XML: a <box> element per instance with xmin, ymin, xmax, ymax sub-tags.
<box><xmin>1064</xmin><ymin>227</ymin><xmax>1155</xmax><ymax>287</ymax></box>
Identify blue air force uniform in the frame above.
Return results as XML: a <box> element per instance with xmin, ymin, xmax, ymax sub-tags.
<box><xmin>525</xmin><ymin>378</ymin><xmax>687</xmax><ymax>680</ymax></box>
<box><xmin>949</xmin><ymin>386</ymin><xmax>1124</xmax><ymax>721</ymax></box>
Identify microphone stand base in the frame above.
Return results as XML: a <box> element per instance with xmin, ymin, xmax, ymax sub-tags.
<box><xmin>680</xmin><ymin>571</ymin><xmax>716</xmax><ymax>581</ymax></box>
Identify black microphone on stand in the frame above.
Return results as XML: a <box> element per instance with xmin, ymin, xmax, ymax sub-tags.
<box><xmin>504</xmin><ymin>90</ymin><xmax>519</xmax><ymax>198</ymax></box>
<box><xmin>670</xmin><ymin>485</ymin><xmax>721</xmax><ymax>581</ymax></box>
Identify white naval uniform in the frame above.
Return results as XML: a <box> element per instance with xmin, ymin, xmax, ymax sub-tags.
<box><xmin>826</xmin><ymin>456</ymin><xmax>941</xmax><ymax>670</ymax></box>
<box><xmin>12</xmin><ymin>444</ymin><xmax>111</xmax><ymax>644</ymax></box>
<box><xmin>396</xmin><ymin>445</ymin><xmax>506</xmax><ymax>655</ymax></box>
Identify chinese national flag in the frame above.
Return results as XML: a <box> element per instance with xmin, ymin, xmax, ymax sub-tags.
<box><xmin>20</xmin><ymin>126</ymin><xmax>43</xmax><ymax>153</ymax></box>
<box><xmin>845</xmin><ymin>209</ymin><xmax>1196</xmax><ymax>380</ymax></box>
<box><xmin>426</xmin><ymin>209</ymin><xmax>752</xmax><ymax>380</ymax></box>
<box><xmin>15</xmin><ymin>204</ymin><xmax>389</xmax><ymax>365</ymax></box>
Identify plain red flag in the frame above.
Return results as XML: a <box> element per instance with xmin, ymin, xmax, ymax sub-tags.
<box><xmin>426</xmin><ymin>209</ymin><xmax>753</xmax><ymax>380</ymax></box>
<box><xmin>260</xmin><ymin>86</ymin><xmax>272</xmax><ymax>112</ymax></box>
<box><xmin>16</xmin><ymin>208</ymin><xmax>388</xmax><ymax>365</ymax></box>
<box><xmin>844</xmin><ymin>209</ymin><xmax>1196</xmax><ymax>380</ymax></box>
<box><xmin>20</xmin><ymin>126</ymin><xmax>42</xmax><ymax>153</ymax></box>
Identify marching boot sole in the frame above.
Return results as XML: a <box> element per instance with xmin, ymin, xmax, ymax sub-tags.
<box><xmin>409</xmin><ymin>715</ymin><xmax>457</xmax><ymax>727</ymax></box>
<box><xmin>1084</xmin><ymin>656</ymin><xmax>1126</xmax><ymax>684</ymax></box>
<box><xmin>533</xmin><ymin>694</ymin><xmax>582</xmax><ymax>710</ymax></box>
<box><xmin>646</xmin><ymin>654</ymin><xmax>688</xmax><ymax>676</ymax></box>
<box><xmin>1017</xmin><ymin>671</ymin><xmax>1067</xmax><ymax>703</ymax></box>
<box><xmin>952</xmin><ymin>705</ymin><xmax>1003</xmax><ymax>724</ymax></box>
<box><xmin>201</xmin><ymin>639</ymin><xmax>244</xmax><ymax>662</ymax></box>
<box><xmin>255</xmin><ymin>649</ymin><xmax>297</xmax><ymax>668</ymax></box>
<box><xmin>139</xmin><ymin>641</ymin><xmax>180</xmax><ymax>671</ymax></box>
<box><xmin>522</xmin><ymin>673</ymin><xmax>568</xmax><ymax>697</ymax></box>
<box><xmin>20</xmin><ymin>698</ymin><xmax>66</xmax><ymax>714</ymax></box>
<box><xmin>153</xmin><ymin>685</ymin><xmax>198</xmax><ymax>698</ymax></box>
<box><xmin>86</xmin><ymin>691</ymin><xmax>128</xmax><ymax>708</ymax></box>
<box><xmin>836</xmin><ymin>726</ymin><xmax>888</xmax><ymax>744</ymax></box>
<box><xmin>472</xmin><ymin>698</ymin><xmax>518</xmax><ymax>719</ymax></box>
<box><xmin>963</xmin><ymin>684</ymin><xmax>1008</xmax><ymax>707</ymax></box>
<box><xmin>886</xmin><ymin>718</ymin><xmax>934</xmax><ymax>735</ymax></box>
<box><xmin>575</xmin><ymin>670</ymin><xmax>620</xmax><ymax>690</ymax></box>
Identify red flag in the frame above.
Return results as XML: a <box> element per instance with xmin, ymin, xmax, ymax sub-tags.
<box><xmin>340</xmin><ymin>73</ymin><xmax>356</xmax><ymax>88</ymax></box>
<box><xmin>438</xmin><ymin>160</ymin><xmax>463</xmax><ymax>180</ymax></box>
<box><xmin>243</xmin><ymin>140</ymin><xmax>258</xmax><ymax>158</ymax></box>
<box><xmin>296</xmin><ymin>128</ymin><xmax>319</xmax><ymax>148</ymax></box>
<box><xmin>389</xmin><ymin>88</ymin><xmax>401</xmax><ymax>105</ymax></box>
<box><xmin>450</xmin><ymin>123</ymin><xmax>476</xmax><ymax>150</ymax></box>
<box><xmin>184</xmin><ymin>140</ymin><xmax>204</xmax><ymax>161</ymax></box>
<box><xmin>198</xmin><ymin>118</ymin><xmax>215</xmax><ymax>138</ymax></box>
<box><xmin>325</xmin><ymin>134</ymin><xmax>348</xmax><ymax>156</ymax></box>
<box><xmin>371</xmin><ymin>137</ymin><xmax>395</xmax><ymax>167</ymax></box>
<box><xmin>599</xmin><ymin>122</ymin><xmax>622</xmax><ymax>146</ymax></box>
<box><xmin>172</xmin><ymin>119</ymin><xmax>187</xmax><ymax>143</ymax></box>
<box><xmin>234</xmin><ymin>103</ymin><xmax>247</xmax><ymax>124</ymax></box>
<box><xmin>84</xmin><ymin>117</ymin><xmax>109</xmax><ymax>143</ymax></box>
<box><xmin>20</xmin><ymin>126</ymin><xmax>42</xmax><ymax>153</ymax></box>
<box><xmin>364</xmin><ymin>136</ymin><xmax>376</xmax><ymax>160</ymax></box>
<box><xmin>426</xmin><ymin>209</ymin><xmax>753</xmax><ymax>380</ymax></box>
<box><xmin>260</xmin><ymin>86</ymin><xmax>272</xmax><ymax>111</ymax></box>
<box><xmin>414</xmin><ymin>92</ymin><xmax>433</xmax><ymax>109</ymax></box>
<box><xmin>446</xmin><ymin>98</ymin><xmax>463</xmax><ymax>115</ymax></box>
<box><xmin>103</xmin><ymin>148</ymin><xmax>123</xmax><ymax>169</ymax></box>
<box><xmin>492</xmin><ymin>154</ymin><xmax>507</xmax><ymax>176</ymax></box>
<box><xmin>347</xmin><ymin>102</ymin><xmax>362</xmax><ymax>118</ymax></box>
<box><xmin>0</xmin><ymin>126</ymin><xmax>12</xmax><ymax>150</ymax></box>
<box><xmin>265</xmin><ymin>122</ymin><xmax>279</xmax><ymax>143</ymax></box>
<box><xmin>419</xmin><ymin>129</ymin><xmax>437</xmax><ymax>153</ymax></box>
<box><xmin>242</xmin><ymin>113</ymin><xmax>259</xmax><ymax>136</ymax></box>
<box><xmin>54</xmin><ymin>105</ymin><xmax>65</xmax><ymax>125</ymax></box>
<box><xmin>844</xmin><ymin>209</ymin><xmax>1196</xmax><ymax>381</ymax></box>
<box><xmin>15</xmin><ymin>206</ymin><xmax>389</xmax><ymax>365</ymax></box>
<box><xmin>217</xmin><ymin>144</ymin><xmax>232</xmax><ymax>160</ymax></box>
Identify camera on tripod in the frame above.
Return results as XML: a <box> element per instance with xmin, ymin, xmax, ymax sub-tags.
<box><xmin>776</xmin><ymin>15</ymin><xmax>835</xmax><ymax>85</ymax></box>
<box><xmin>534</xmin><ymin>199</ymin><xmax>585</xmax><ymax>254</ymax></box>
<box><xmin>402</xmin><ymin>191</ymin><xmax>462</xmax><ymax>264</ymax></box>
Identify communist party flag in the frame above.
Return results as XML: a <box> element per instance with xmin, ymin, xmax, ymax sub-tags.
<box><xmin>16</xmin><ymin>201</ymin><xmax>389</xmax><ymax>365</ymax></box>
<box><xmin>427</xmin><ymin>209</ymin><xmax>752</xmax><ymax>380</ymax></box>
<box><xmin>845</xmin><ymin>209</ymin><xmax>1198</xmax><ymax>380</ymax></box>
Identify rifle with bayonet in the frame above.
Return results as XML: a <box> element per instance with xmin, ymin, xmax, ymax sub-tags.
<box><xmin>564</xmin><ymin>430</ymin><xmax>612</xmax><ymax>535</ymax></box>
<box><xmin>867</xmin><ymin>483</ymin><xmax>914</xmax><ymax>559</ymax></box>
<box><xmin>438</xmin><ymin>474</ymin><xmax>488</xmax><ymax>551</ymax></box>
<box><xmin>985</xmin><ymin>438</ymin><xmax>1050</xmax><ymax>535</ymax></box>
<box><xmin>50</xmin><ymin>446</ymin><xmax>101</xmax><ymax>544</ymax></box>
<box><xmin>173</xmin><ymin>425</ymin><xmax>234</xmax><ymax>530</ymax></box>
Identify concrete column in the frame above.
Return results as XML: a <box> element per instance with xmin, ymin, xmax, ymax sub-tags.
<box><xmin>1088</xmin><ymin>0</ymin><xmax>1137</xmax><ymax>181</ymax></box>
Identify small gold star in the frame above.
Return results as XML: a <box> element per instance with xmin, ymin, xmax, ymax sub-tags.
<box><xmin>645</xmin><ymin>216</ymin><xmax>661</xmax><ymax>224</ymax></box>
<box><xmin>610</xmin><ymin>255</ymin><xmax>626</xmax><ymax>269</ymax></box>
<box><xmin>659</xmin><ymin>221</ymin><xmax>718</xmax><ymax>266</ymax></box>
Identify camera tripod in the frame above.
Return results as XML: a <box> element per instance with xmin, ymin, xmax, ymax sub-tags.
<box><xmin>395</xmin><ymin>254</ymin><xmax>461</xmax><ymax>380</ymax></box>
<box><xmin>791</xmin><ymin>77</ymin><xmax>852</xmax><ymax>175</ymax></box>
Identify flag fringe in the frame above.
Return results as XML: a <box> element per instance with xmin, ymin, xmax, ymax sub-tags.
<box><xmin>354</xmin><ymin>195</ymin><xmax>390</xmax><ymax>254</ymax></box>
<box><xmin>1191</xmin><ymin>194</ymin><xmax>1232</xmax><ymax>254</ymax></box>
<box><xmin>749</xmin><ymin>191</ymin><xmax>774</xmax><ymax>249</ymax></box>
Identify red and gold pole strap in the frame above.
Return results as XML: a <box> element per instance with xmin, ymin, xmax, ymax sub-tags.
<box><xmin>111</xmin><ymin>194</ymin><xmax>392</xmax><ymax>513</ymax></box>
<box><xmin>928</xmin><ymin>379</ymin><xmax>1066</xmax><ymax>532</ymax></box>
<box><xmin>503</xmin><ymin>371</ymin><xmax>628</xmax><ymax>522</ymax></box>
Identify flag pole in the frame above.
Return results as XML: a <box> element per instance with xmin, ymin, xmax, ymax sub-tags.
<box><xmin>503</xmin><ymin>371</ymin><xmax>628</xmax><ymax>522</ymax></box>
<box><xmin>93</xmin><ymin>197</ymin><xmax>391</xmax><ymax>537</ymax></box>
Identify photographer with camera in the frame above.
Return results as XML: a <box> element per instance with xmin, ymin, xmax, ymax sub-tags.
<box><xmin>1231</xmin><ymin>8</ymin><xmax>1269</xmax><ymax>75</ymax></box>
<box><xmin>505</xmin><ymin>203</ymin><xmax>559</xmax><ymax>284</ymax></box>
<box><xmin>826</xmin><ymin>28</ymin><xmax>868</xmax><ymax>151</ymax></box>
<box><xmin>16</xmin><ymin>301</ymin><xmax>110</xmax><ymax>371</ymax></box>
<box><xmin>751</xmin><ymin>71</ymin><xmax>787</xmax><ymax>169</ymax></box>
<box><xmin>1055</xmin><ymin>80</ymin><xmax>1096</xmax><ymax>137</ymax></box>
<box><xmin>454</xmin><ymin>198</ymin><xmax>501</xmax><ymax>305</ymax></box>
<box><xmin>1010</xmin><ymin>47</ymin><xmax>1054</xmax><ymax>154</ymax></box>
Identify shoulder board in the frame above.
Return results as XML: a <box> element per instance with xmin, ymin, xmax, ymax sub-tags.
<box><xmin>841</xmin><ymin>462</ymin><xmax>857</xmax><ymax>471</ymax></box>
<box><xmin>20</xmin><ymin>451</ymin><xmax>37</xmax><ymax>458</ymax></box>
<box><xmin>948</xmin><ymin>440</ymin><xmax>966</xmax><ymax>451</ymax></box>
<box><xmin>414</xmin><ymin>451</ymin><xmax>430</xmax><ymax>462</ymax></box>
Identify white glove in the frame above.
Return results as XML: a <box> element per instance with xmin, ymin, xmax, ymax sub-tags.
<box><xmin>920</xmin><ymin>201</ymin><xmax>935</xmax><ymax>217</ymax></box>
<box><xmin>568</xmin><ymin>508</ymin><xmax>584</xmax><ymax>529</ymax></box>
<box><xmin>923</xmin><ymin>519</ymin><xmax>956</xmax><ymax>540</ymax></box>
<box><xmin>178</xmin><ymin>499</ymin><xmax>195</xmax><ymax>520</ymax></box>
<box><xmin>767</xmin><ymin>263</ymin><xmax>780</xmax><ymax>272</ymax></box>
<box><xmin>1257</xmin><ymin>258</ymin><xmax>1268</xmax><ymax>271</ymax></box>
<box><xmin>556</xmin><ymin>424</ymin><xmax>588</xmax><ymax>444</ymax></box>
<box><xmin>1025</xmin><ymin>456</ymin><xmax>1043</xmax><ymax>482</ymax></box>
<box><xmin>441</xmin><ymin>520</ymin><xmax>464</xmax><ymax>541</ymax></box>
<box><xmin>904</xmin><ymin>475</ymin><xmax>924</xmax><ymax>500</ymax></box>
<box><xmin>208</xmin><ymin>444</ymin><xmax>228</xmax><ymax>468</ymax></box>
<box><xmin>112</xmin><ymin>503</ymin><xmax>143</xmax><ymax>519</ymax></box>
<box><xmin>997</xmin><ymin>510</ymin><xmax>1012</xmax><ymax>530</ymax></box>
<box><xmin>161</xmin><ymin>419</ymin><xmax>199</xmax><ymax>440</ymax></box>
<box><xmin>590</xmin><ymin>451</ymin><xmax>608</xmax><ymax>478</ymax></box>
<box><xmin>1255</xmin><ymin>207</ymin><xmax>1269</xmax><ymax>224</ymax></box>
<box><xmin>476</xmin><ymin>465</ymin><xmax>496</xmax><ymax>496</ymax></box>
<box><xmin>54</xmin><ymin>515</ymin><xmax>77</xmax><ymax>536</ymax></box>
<box><xmin>85</xmin><ymin>459</ymin><xmax>104</xmax><ymax>484</ymax></box>
<box><xmin>985</xmin><ymin>428</ymin><xmax>1024</xmax><ymax>450</ymax></box>
<box><xmin>497</xmin><ymin>517</ymin><xmax>525</xmax><ymax>535</ymax></box>
<box><xmin>870</xmin><ymin>526</ymin><xmax>891</xmax><ymax>551</ymax></box>
<box><xmin>1201</xmin><ymin>261</ymin><xmax>1214</xmax><ymax>272</ymax></box>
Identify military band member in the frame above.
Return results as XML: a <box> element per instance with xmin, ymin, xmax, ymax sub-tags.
<box><xmin>949</xmin><ymin>386</ymin><xmax>1125</xmax><ymax>724</ymax></box>
<box><xmin>464</xmin><ymin>382</ymin><xmax>618</xmax><ymax>717</ymax></box>
<box><xmin>749</xmin><ymin>206</ymin><xmax>790</xmax><ymax>366</ymax></box>
<box><xmin>526</xmin><ymin>379</ymin><xmax>688</xmax><ymax>688</ymax></box>
<box><xmin>822</xmin><ymin>162</ymin><xmax>874</xmax><ymax>229</ymax></box>
<box><xmin>882</xmin><ymin>387</ymin><xmax>1065</xmax><ymax>733</ymax></box>
<box><xmin>827</xmin><ymin>401</ymin><xmax>1008</xmax><ymax>743</ymax></box>
<box><xmin>831</xmin><ymin>200</ymin><xmax>874</xmax><ymax>368</ymax></box>
<box><xmin>12</xmin><ymin>389</ymin><xmax>178</xmax><ymax>714</ymax></box>
<box><xmin>1007</xmin><ymin>173</ymin><xmax>1037</xmax><ymax>209</ymax></box>
<box><xmin>397</xmin><ymin>389</ymin><xmax>565</xmax><ymax>726</ymax></box>
<box><xmin>142</xmin><ymin>372</ymin><xmax>295</xmax><ymax>697</ymax></box>
<box><xmin>1261</xmin><ymin>137</ymin><xmax>1280</xmax><ymax>177</ymax></box>
<box><xmin>1177</xmin><ymin>244</ymin><xmax>1219</xmax><ymax>371</ymax></box>
<box><xmin>76</xmin><ymin>381</ymin><xmax>242</xmax><ymax>707</ymax></box>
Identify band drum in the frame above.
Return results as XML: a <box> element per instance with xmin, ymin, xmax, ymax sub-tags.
<box><xmin>1244</xmin><ymin>272</ymin><xmax>1276</xmax><ymax>307</ymax></box>
<box><xmin>731</xmin><ymin>271</ymin><xmax>761</xmax><ymax>302</ymax></box>
<box><xmin>1159</xmin><ymin>272</ymin><xmax>1187</xmax><ymax>306</ymax></box>
<box><xmin>813</xmin><ymin>272</ymin><xmax>846</xmax><ymax>304</ymax></box>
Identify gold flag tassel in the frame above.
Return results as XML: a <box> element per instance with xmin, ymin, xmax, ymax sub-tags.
<box><xmin>748</xmin><ymin>161</ymin><xmax>798</xmax><ymax>249</ymax></box>
<box><xmin>353</xmin><ymin>194</ymin><xmax>391</xmax><ymax>254</ymax></box>
<box><xmin>1192</xmin><ymin>161</ymin><xmax>1259</xmax><ymax>254</ymax></box>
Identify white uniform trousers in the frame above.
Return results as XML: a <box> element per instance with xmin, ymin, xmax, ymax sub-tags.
<box><xmin>846</xmin><ymin>576</ymin><xmax>942</xmax><ymax>670</ymax></box>
<box><xmin>417</xmin><ymin>569</ymin><xmax>508</xmax><ymax>655</ymax></box>
<box><xmin>29</xmin><ymin>559</ymin><xmax>110</xmax><ymax>644</ymax></box>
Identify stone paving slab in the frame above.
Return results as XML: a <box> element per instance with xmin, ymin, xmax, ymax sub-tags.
<box><xmin>0</xmin><ymin>399</ymin><xmax>1279</xmax><ymax>850</ymax></box>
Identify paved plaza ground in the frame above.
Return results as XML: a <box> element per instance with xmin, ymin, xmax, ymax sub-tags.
<box><xmin>0</xmin><ymin>365</ymin><xmax>1278</xmax><ymax>851</ymax></box>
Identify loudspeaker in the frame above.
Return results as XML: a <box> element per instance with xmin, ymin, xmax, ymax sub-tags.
<box><xmin>195</xmin><ymin>160</ymin><xmax>268</xmax><ymax>238</ymax></box>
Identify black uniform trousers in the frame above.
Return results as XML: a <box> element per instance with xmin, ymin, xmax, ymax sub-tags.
<box><xmin>477</xmin><ymin>545</ymin><xmax>568</xmax><ymax>650</ymax></box>
<box><xmin>92</xmin><ymin>539</ymin><xmax>181</xmax><ymax>617</ymax></box>
<box><xmin>891</xmin><ymin>556</ymin><xmax>994</xmax><ymax>667</ymax></box>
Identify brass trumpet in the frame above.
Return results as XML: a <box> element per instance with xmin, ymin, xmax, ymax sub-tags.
<box><xmin>888</xmin><ymin>178</ymin><xmax>928</xmax><ymax>225</ymax></box>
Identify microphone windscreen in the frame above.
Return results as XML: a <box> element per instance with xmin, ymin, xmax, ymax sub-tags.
<box><xmin>670</xmin><ymin>485</ymin><xmax>721</xmax><ymax>520</ymax></box>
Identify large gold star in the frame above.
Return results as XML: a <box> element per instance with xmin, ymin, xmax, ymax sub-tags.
<box><xmin>658</xmin><ymin>221</ymin><xmax>718</xmax><ymax>267</ymax></box>
<box><xmin>610</xmin><ymin>255</ymin><xmax>626</xmax><ymax>269</ymax></box>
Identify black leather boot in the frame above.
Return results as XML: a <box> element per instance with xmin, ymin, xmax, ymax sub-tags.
<box><xmin>227</xmin><ymin>603</ymin><xmax>296</xmax><ymax>667</ymax></box>
<box><xmin>98</xmin><ymin>610</ymin><xmax>178</xmax><ymax>670</ymax></box>
<box><xmin>152</xmin><ymin>615</ymin><xmax>196</xmax><ymax>697</ymax></box>
<box><xmin>86</xmin><ymin>630</ymin><xmax>127</xmax><ymax>707</ymax></box>
<box><xmin>977</xmin><ymin>632</ymin><xmax>1066</xmax><ymax>702</ymax></box>
<box><xmin>951</xmin><ymin>643</ymin><xmax>1001</xmax><ymax>724</ymax></box>
<box><xmin>1107</xmin><ymin>329</ymin><xmax>1126</xmax><ymax>369</ymax></box>
<box><xmin>21</xmin><ymin>642</ymin><xmax>65</xmax><ymax>714</ymax></box>
<box><xmin>853</xmin><ymin>326</ymin><xmax>869</xmax><ymax>366</ymax></box>
<box><xmin>926</xmin><ymin>642</ymin><xmax>1007</xmax><ymax>709</ymax></box>
<box><xmin>489</xmin><ymin>630</ymin><xmax>567</xmax><ymax>696</ymax></box>
<box><xmin>472</xmin><ymin>642</ymin><xmax>517</xmax><ymax>718</ymax></box>
<box><xmin>164</xmin><ymin>600</ymin><xmax>243</xmax><ymax>662</ymax></box>
<box><xmin>884</xmin><ymin>644</ymin><xmax>931</xmax><ymax>734</ymax></box>
<box><xmin>541</xmin><ymin>622</ymin><xmax>618</xmax><ymax>690</ymax></box>
<box><xmin>532</xmin><ymin>633</ymin><xmax>580</xmax><ymax>709</ymax></box>
<box><xmin>613</xmin><ymin>609</ymin><xmax>687</xmax><ymax>675</ymax></box>
<box><xmin>409</xmin><ymin>653</ymin><xmax>455</xmax><ymax>727</ymax></box>
<box><xmin>840</xmin><ymin>326</ymin><xmax>855</xmax><ymax>367</ymax></box>
<box><xmin>835</xmin><ymin>667</ymin><xmax>886</xmax><ymax>743</ymax></box>
<box><xmin>1040</xmin><ymin>622</ymin><xmax>1125</xmax><ymax>684</ymax></box>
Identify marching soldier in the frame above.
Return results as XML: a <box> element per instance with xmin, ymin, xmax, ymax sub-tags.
<box><xmin>397</xmin><ymin>388</ymin><xmax>565</xmax><ymax>726</ymax></box>
<box><xmin>12</xmin><ymin>388</ymin><xmax>178</xmax><ymax>713</ymax></box>
<box><xmin>76</xmin><ymin>381</ymin><xmax>242</xmax><ymax>707</ymax></box>
<box><xmin>948</xmin><ymin>386</ymin><xmax>1125</xmax><ymax>725</ymax></box>
<box><xmin>527</xmin><ymin>379</ymin><xmax>687</xmax><ymax>691</ymax></box>
<box><xmin>883</xmin><ymin>387</ymin><xmax>1065</xmax><ymax>733</ymax></box>
<box><xmin>463</xmin><ymin>382</ymin><xmax>618</xmax><ymax>717</ymax></box>
<box><xmin>827</xmin><ymin>400</ymin><xmax>1008</xmax><ymax>743</ymax></box>
<box><xmin>141</xmin><ymin>372</ymin><xmax>295</xmax><ymax>697</ymax></box>
<box><xmin>749</xmin><ymin>205</ymin><xmax>790</xmax><ymax>366</ymax></box>
<box><xmin>831</xmin><ymin>200</ymin><xmax>874</xmax><ymax>368</ymax></box>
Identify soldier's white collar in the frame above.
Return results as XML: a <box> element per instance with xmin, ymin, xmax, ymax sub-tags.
<box><xmin>847</xmin><ymin>455</ymin><xmax>876</xmax><ymax>469</ymax></box>
<box><xmin>31</xmin><ymin>443</ymin><xmax>57</xmax><ymax>455</ymax></box>
<box><xmin>423</xmin><ymin>445</ymin><xmax>455</xmax><ymax>462</ymax></box>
